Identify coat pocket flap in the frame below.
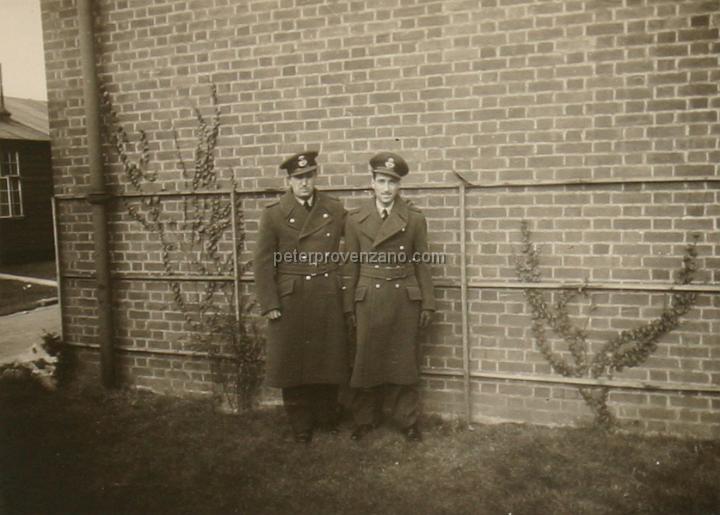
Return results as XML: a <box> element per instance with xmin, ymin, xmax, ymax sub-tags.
<box><xmin>406</xmin><ymin>286</ymin><xmax>422</xmax><ymax>301</ymax></box>
<box><xmin>354</xmin><ymin>286</ymin><xmax>368</xmax><ymax>302</ymax></box>
<box><xmin>278</xmin><ymin>277</ymin><xmax>295</xmax><ymax>297</ymax></box>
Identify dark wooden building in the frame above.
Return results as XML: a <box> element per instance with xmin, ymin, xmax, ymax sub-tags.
<box><xmin>0</xmin><ymin>75</ymin><xmax>54</xmax><ymax>264</ymax></box>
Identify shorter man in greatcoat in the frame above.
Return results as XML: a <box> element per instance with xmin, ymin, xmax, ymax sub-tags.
<box><xmin>254</xmin><ymin>151</ymin><xmax>349</xmax><ymax>443</ymax></box>
<box><xmin>344</xmin><ymin>152</ymin><xmax>435</xmax><ymax>442</ymax></box>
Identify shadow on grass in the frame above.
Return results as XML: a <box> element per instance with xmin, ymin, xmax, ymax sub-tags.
<box><xmin>1</xmin><ymin>376</ymin><xmax>718</xmax><ymax>515</ymax></box>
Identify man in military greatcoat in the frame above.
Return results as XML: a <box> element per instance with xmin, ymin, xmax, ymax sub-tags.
<box><xmin>344</xmin><ymin>152</ymin><xmax>435</xmax><ymax>442</ymax></box>
<box><xmin>254</xmin><ymin>151</ymin><xmax>349</xmax><ymax>443</ymax></box>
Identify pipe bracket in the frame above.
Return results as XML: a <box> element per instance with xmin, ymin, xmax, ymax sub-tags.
<box><xmin>86</xmin><ymin>191</ymin><xmax>111</xmax><ymax>205</ymax></box>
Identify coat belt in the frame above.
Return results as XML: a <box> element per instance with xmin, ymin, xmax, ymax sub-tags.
<box><xmin>277</xmin><ymin>263</ymin><xmax>338</xmax><ymax>276</ymax></box>
<box><xmin>359</xmin><ymin>264</ymin><xmax>415</xmax><ymax>280</ymax></box>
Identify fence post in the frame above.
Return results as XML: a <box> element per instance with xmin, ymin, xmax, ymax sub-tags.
<box><xmin>455</xmin><ymin>173</ymin><xmax>473</xmax><ymax>427</ymax></box>
<box><xmin>231</xmin><ymin>189</ymin><xmax>241</xmax><ymax>325</ymax></box>
<box><xmin>51</xmin><ymin>197</ymin><xmax>65</xmax><ymax>341</ymax></box>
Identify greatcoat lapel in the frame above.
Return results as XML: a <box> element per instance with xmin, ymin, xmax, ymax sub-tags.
<box><xmin>278</xmin><ymin>191</ymin><xmax>305</xmax><ymax>233</ymax></box>
<box><xmin>299</xmin><ymin>191</ymin><xmax>333</xmax><ymax>240</ymax></box>
<box><xmin>372</xmin><ymin>196</ymin><xmax>409</xmax><ymax>248</ymax></box>
<box><xmin>355</xmin><ymin>200</ymin><xmax>382</xmax><ymax>243</ymax></box>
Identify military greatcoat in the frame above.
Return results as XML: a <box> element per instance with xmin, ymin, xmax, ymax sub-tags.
<box><xmin>254</xmin><ymin>190</ymin><xmax>349</xmax><ymax>388</ymax></box>
<box><xmin>343</xmin><ymin>196</ymin><xmax>435</xmax><ymax>388</ymax></box>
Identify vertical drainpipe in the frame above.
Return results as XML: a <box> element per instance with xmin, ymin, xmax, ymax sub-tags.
<box><xmin>77</xmin><ymin>0</ymin><xmax>115</xmax><ymax>387</ymax></box>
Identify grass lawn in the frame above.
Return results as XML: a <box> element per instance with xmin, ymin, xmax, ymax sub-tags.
<box><xmin>0</xmin><ymin>280</ymin><xmax>58</xmax><ymax>316</ymax></box>
<box><xmin>0</xmin><ymin>261</ymin><xmax>57</xmax><ymax>316</ymax></box>
<box><xmin>1</xmin><ymin>378</ymin><xmax>719</xmax><ymax>515</ymax></box>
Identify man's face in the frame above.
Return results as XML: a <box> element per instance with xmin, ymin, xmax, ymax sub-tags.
<box><xmin>288</xmin><ymin>170</ymin><xmax>316</xmax><ymax>200</ymax></box>
<box><xmin>371</xmin><ymin>173</ymin><xmax>400</xmax><ymax>207</ymax></box>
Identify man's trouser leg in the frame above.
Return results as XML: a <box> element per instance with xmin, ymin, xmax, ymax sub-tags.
<box><xmin>385</xmin><ymin>383</ymin><xmax>419</xmax><ymax>429</ymax></box>
<box><xmin>282</xmin><ymin>385</ymin><xmax>314</xmax><ymax>436</ymax></box>
<box><xmin>310</xmin><ymin>383</ymin><xmax>340</xmax><ymax>429</ymax></box>
<box><xmin>351</xmin><ymin>385</ymin><xmax>384</xmax><ymax>427</ymax></box>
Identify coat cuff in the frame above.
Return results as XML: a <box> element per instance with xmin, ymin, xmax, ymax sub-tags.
<box><xmin>261</xmin><ymin>305</ymin><xmax>280</xmax><ymax>316</ymax></box>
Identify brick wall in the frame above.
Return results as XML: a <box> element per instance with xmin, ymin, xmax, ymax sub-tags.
<box><xmin>42</xmin><ymin>0</ymin><xmax>719</xmax><ymax>437</ymax></box>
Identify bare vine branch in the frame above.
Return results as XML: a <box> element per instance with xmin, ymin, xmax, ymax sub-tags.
<box><xmin>100</xmin><ymin>84</ymin><xmax>264</xmax><ymax>411</ymax></box>
<box><xmin>514</xmin><ymin>221</ymin><xmax>700</xmax><ymax>429</ymax></box>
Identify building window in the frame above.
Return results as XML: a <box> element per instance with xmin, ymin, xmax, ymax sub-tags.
<box><xmin>0</xmin><ymin>151</ymin><xmax>23</xmax><ymax>218</ymax></box>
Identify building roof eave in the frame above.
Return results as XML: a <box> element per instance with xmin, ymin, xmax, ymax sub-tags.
<box><xmin>0</xmin><ymin>119</ymin><xmax>50</xmax><ymax>142</ymax></box>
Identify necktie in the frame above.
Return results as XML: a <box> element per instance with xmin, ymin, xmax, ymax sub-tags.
<box><xmin>381</xmin><ymin>209</ymin><xmax>388</xmax><ymax>220</ymax></box>
<box><xmin>304</xmin><ymin>200</ymin><xmax>311</xmax><ymax>212</ymax></box>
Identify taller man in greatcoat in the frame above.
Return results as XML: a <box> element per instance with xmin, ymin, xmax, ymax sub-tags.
<box><xmin>344</xmin><ymin>152</ymin><xmax>435</xmax><ymax>442</ymax></box>
<box><xmin>254</xmin><ymin>151</ymin><xmax>349</xmax><ymax>443</ymax></box>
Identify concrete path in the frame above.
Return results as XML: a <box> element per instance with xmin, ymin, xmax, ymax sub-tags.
<box><xmin>0</xmin><ymin>305</ymin><xmax>61</xmax><ymax>365</ymax></box>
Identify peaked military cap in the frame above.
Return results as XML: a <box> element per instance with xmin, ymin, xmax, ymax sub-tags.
<box><xmin>369</xmin><ymin>151</ymin><xmax>408</xmax><ymax>180</ymax></box>
<box><xmin>281</xmin><ymin>150</ymin><xmax>318</xmax><ymax>177</ymax></box>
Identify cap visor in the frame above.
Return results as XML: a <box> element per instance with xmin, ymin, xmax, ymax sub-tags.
<box><xmin>289</xmin><ymin>166</ymin><xmax>317</xmax><ymax>177</ymax></box>
<box><xmin>372</xmin><ymin>168</ymin><xmax>402</xmax><ymax>180</ymax></box>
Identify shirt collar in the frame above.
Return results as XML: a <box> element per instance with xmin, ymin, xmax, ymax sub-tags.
<box><xmin>295</xmin><ymin>193</ymin><xmax>314</xmax><ymax>207</ymax></box>
<box><xmin>376</xmin><ymin>199</ymin><xmax>394</xmax><ymax>216</ymax></box>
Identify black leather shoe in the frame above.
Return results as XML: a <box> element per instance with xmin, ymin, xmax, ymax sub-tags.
<box><xmin>294</xmin><ymin>431</ymin><xmax>313</xmax><ymax>444</ymax></box>
<box><xmin>317</xmin><ymin>423</ymin><xmax>339</xmax><ymax>435</ymax></box>
<box><xmin>350</xmin><ymin>424</ymin><xmax>373</xmax><ymax>441</ymax></box>
<box><xmin>318</xmin><ymin>420</ymin><xmax>340</xmax><ymax>435</ymax></box>
<box><xmin>404</xmin><ymin>424</ymin><xmax>422</xmax><ymax>442</ymax></box>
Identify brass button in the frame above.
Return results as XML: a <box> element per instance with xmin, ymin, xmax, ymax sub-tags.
<box><xmin>324</xmin><ymin>273</ymin><xmax>329</xmax><ymax>277</ymax></box>
<box><xmin>323</xmin><ymin>213</ymin><xmax>329</xmax><ymax>218</ymax></box>
<box><xmin>395</xmin><ymin>284</ymin><xmax>400</xmax><ymax>288</ymax></box>
<box><xmin>289</xmin><ymin>218</ymin><xmax>295</xmax><ymax>223</ymax></box>
<box><xmin>399</xmin><ymin>245</ymin><xmax>405</xmax><ymax>250</ymax></box>
<box><xmin>305</xmin><ymin>275</ymin><xmax>311</xmax><ymax>280</ymax></box>
<box><xmin>375</xmin><ymin>284</ymin><xmax>380</xmax><ymax>288</ymax></box>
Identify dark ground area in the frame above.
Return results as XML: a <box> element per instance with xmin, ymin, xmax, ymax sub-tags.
<box><xmin>1</xmin><ymin>376</ymin><xmax>718</xmax><ymax>515</ymax></box>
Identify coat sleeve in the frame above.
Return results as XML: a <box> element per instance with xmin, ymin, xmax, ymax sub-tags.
<box><xmin>413</xmin><ymin>214</ymin><xmax>436</xmax><ymax>311</ymax></box>
<box><xmin>342</xmin><ymin>214</ymin><xmax>360</xmax><ymax>314</ymax></box>
<box><xmin>253</xmin><ymin>207</ymin><xmax>280</xmax><ymax>315</ymax></box>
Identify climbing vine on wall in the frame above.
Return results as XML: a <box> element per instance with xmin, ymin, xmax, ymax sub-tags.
<box><xmin>514</xmin><ymin>220</ymin><xmax>699</xmax><ymax>428</ymax></box>
<box><xmin>100</xmin><ymin>84</ymin><xmax>264</xmax><ymax>411</ymax></box>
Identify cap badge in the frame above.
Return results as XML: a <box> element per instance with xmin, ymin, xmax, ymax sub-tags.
<box><xmin>385</xmin><ymin>157</ymin><xmax>395</xmax><ymax>169</ymax></box>
<box><xmin>298</xmin><ymin>155</ymin><xmax>307</xmax><ymax>167</ymax></box>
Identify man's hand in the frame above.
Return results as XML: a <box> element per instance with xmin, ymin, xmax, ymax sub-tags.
<box><xmin>419</xmin><ymin>310</ymin><xmax>433</xmax><ymax>328</ymax></box>
<box><xmin>266</xmin><ymin>309</ymin><xmax>282</xmax><ymax>320</ymax></box>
